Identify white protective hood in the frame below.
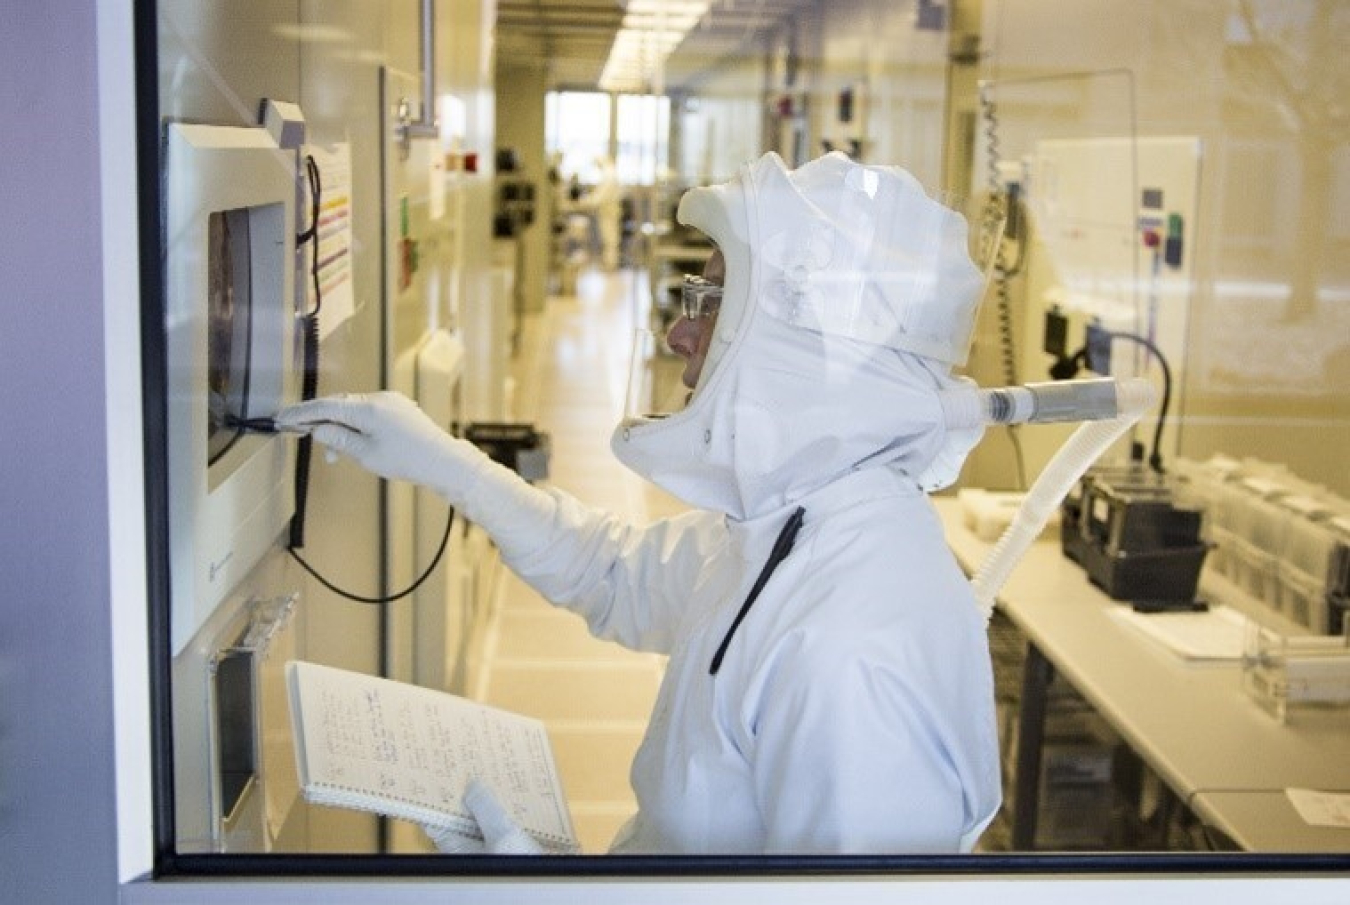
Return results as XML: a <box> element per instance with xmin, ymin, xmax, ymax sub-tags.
<box><xmin>612</xmin><ymin>152</ymin><xmax>988</xmax><ymax>521</ymax></box>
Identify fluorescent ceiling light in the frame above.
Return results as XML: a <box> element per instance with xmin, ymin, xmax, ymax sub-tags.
<box><xmin>600</xmin><ymin>0</ymin><xmax>711</xmax><ymax>92</ymax></box>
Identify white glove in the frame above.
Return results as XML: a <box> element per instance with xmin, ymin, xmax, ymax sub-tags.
<box><xmin>423</xmin><ymin>778</ymin><xmax>545</xmax><ymax>855</ymax></box>
<box><xmin>276</xmin><ymin>392</ymin><xmax>491</xmax><ymax>501</ymax></box>
<box><xmin>276</xmin><ymin>391</ymin><xmax>559</xmax><ymax>560</ymax></box>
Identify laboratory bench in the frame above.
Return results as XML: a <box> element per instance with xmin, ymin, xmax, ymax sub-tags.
<box><xmin>935</xmin><ymin>496</ymin><xmax>1350</xmax><ymax>853</ymax></box>
<box><xmin>1189</xmin><ymin>790</ymin><xmax>1349</xmax><ymax>853</ymax></box>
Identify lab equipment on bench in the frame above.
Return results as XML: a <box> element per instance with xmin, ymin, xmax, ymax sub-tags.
<box><xmin>1243</xmin><ymin>622</ymin><xmax>1350</xmax><ymax>723</ymax></box>
<box><xmin>1060</xmin><ymin>466</ymin><xmax>1209</xmax><ymax>609</ymax></box>
<box><xmin>1172</xmin><ymin>455</ymin><xmax>1350</xmax><ymax>634</ymax></box>
<box><xmin>463</xmin><ymin>422</ymin><xmax>552</xmax><ymax>482</ymax></box>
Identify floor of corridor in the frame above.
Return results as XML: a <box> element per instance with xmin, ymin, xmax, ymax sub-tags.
<box><xmin>470</xmin><ymin>266</ymin><xmax>686</xmax><ymax>854</ymax></box>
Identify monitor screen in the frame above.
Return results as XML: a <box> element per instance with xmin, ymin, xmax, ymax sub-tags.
<box><xmin>206</xmin><ymin>208</ymin><xmax>254</xmax><ymax>465</ymax></box>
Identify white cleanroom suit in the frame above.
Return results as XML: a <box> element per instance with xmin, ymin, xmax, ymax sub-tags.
<box><xmin>279</xmin><ymin>151</ymin><xmax>1001</xmax><ymax>854</ymax></box>
<box><xmin>581</xmin><ymin>155</ymin><xmax>623</xmax><ymax>269</ymax></box>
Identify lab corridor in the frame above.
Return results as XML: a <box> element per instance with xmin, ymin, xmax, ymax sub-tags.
<box><xmin>470</xmin><ymin>266</ymin><xmax>683</xmax><ymax>853</ymax></box>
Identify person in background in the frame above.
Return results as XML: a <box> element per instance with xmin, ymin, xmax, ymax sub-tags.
<box><xmin>583</xmin><ymin>154</ymin><xmax>622</xmax><ymax>270</ymax></box>
<box><xmin>279</xmin><ymin>151</ymin><xmax>1000</xmax><ymax>854</ymax></box>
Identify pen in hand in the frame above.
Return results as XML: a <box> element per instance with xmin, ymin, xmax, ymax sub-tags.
<box><xmin>224</xmin><ymin>414</ymin><xmax>360</xmax><ymax>436</ymax></box>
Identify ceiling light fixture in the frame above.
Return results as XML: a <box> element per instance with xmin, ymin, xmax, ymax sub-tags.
<box><xmin>599</xmin><ymin>1</ymin><xmax>711</xmax><ymax>92</ymax></box>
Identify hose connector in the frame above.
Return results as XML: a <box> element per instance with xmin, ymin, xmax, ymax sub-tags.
<box><xmin>940</xmin><ymin>377</ymin><xmax>1152</xmax><ymax>430</ymax></box>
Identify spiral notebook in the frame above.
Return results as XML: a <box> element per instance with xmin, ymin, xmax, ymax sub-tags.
<box><xmin>285</xmin><ymin>660</ymin><xmax>578</xmax><ymax>852</ymax></box>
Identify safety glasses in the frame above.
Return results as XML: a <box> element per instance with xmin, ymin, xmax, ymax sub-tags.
<box><xmin>680</xmin><ymin>274</ymin><xmax>723</xmax><ymax>320</ymax></box>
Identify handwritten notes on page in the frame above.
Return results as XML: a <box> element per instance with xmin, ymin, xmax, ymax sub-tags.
<box><xmin>286</xmin><ymin>660</ymin><xmax>577</xmax><ymax>852</ymax></box>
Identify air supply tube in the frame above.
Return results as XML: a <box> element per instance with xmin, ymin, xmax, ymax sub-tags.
<box><xmin>939</xmin><ymin>377</ymin><xmax>1158</xmax><ymax>623</ymax></box>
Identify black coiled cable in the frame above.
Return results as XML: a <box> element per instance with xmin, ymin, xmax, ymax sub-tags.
<box><xmin>290</xmin><ymin>155</ymin><xmax>322</xmax><ymax>549</ymax></box>
<box><xmin>978</xmin><ymin>84</ymin><xmax>1029</xmax><ymax>489</ymax></box>
<box><xmin>286</xmin><ymin>153</ymin><xmax>454</xmax><ymax>604</ymax></box>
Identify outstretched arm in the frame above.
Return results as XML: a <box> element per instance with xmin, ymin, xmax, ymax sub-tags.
<box><xmin>277</xmin><ymin>392</ymin><xmax>718</xmax><ymax>652</ymax></box>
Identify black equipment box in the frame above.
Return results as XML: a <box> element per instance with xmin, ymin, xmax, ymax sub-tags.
<box><xmin>465</xmin><ymin>422</ymin><xmax>551</xmax><ymax>482</ymax></box>
<box><xmin>1062</xmin><ymin>466</ymin><xmax>1209</xmax><ymax>605</ymax></box>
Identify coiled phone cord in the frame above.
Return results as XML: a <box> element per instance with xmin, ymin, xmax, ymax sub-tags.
<box><xmin>286</xmin><ymin>153</ymin><xmax>454</xmax><ymax>605</ymax></box>
<box><xmin>978</xmin><ymin>83</ymin><xmax>1029</xmax><ymax>490</ymax></box>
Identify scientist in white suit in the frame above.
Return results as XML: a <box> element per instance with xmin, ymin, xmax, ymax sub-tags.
<box><xmin>584</xmin><ymin>154</ymin><xmax>622</xmax><ymax>269</ymax></box>
<box><xmin>279</xmin><ymin>151</ymin><xmax>1001</xmax><ymax>854</ymax></box>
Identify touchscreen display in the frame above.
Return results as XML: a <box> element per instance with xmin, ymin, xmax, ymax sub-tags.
<box><xmin>206</xmin><ymin>208</ymin><xmax>253</xmax><ymax>464</ymax></box>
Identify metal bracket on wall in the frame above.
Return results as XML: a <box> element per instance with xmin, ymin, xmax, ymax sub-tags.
<box><xmin>394</xmin><ymin>0</ymin><xmax>441</xmax><ymax>158</ymax></box>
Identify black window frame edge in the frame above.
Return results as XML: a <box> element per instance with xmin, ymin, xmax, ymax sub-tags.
<box><xmin>136</xmin><ymin>0</ymin><xmax>179</xmax><ymax>877</ymax></box>
<box><xmin>156</xmin><ymin>852</ymin><xmax>1348</xmax><ymax>879</ymax></box>
<box><xmin>133</xmin><ymin>0</ymin><xmax>1350</xmax><ymax>882</ymax></box>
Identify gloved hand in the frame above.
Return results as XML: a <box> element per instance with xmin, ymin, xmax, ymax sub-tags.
<box><xmin>277</xmin><ymin>391</ymin><xmax>558</xmax><ymax>560</ymax></box>
<box><xmin>423</xmin><ymin>778</ymin><xmax>545</xmax><ymax>855</ymax></box>
<box><xmin>276</xmin><ymin>392</ymin><xmax>489</xmax><ymax>501</ymax></box>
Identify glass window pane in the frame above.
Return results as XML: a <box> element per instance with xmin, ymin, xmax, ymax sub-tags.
<box><xmin>616</xmin><ymin>93</ymin><xmax>671</xmax><ymax>185</ymax></box>
<box><xmin>546</xmin><ymin>90</ymin><xmax>613</xmax><ymax>183</ymax></box>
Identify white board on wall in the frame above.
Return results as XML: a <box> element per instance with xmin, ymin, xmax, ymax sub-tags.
<box><xmin>1028</xmin><ymin>135</ymin><xmax>1202</xmax><ymax>459</ymax></box>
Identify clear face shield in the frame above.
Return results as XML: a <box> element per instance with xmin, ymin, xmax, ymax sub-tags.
<box><xmin>623</xmin><ymin>270</ymin><xmax>725</xmax><ymax>423</ymax></box>
<box><xmin>681</xmin><ymin>273</ymin><xmax>724</xmax><ymax>321</ymax></box>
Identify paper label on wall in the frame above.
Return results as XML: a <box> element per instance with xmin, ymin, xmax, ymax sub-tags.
<box><xmin>303</xmin><ymin>142</ymin><xmax>356</xmax><ymax>338</ymax></box>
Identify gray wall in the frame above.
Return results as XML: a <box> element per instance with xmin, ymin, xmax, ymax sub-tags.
<box><xmin>0</xmin><ymin>1</ymin><xmax>120</xmax><ymax>900</ymax></box>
